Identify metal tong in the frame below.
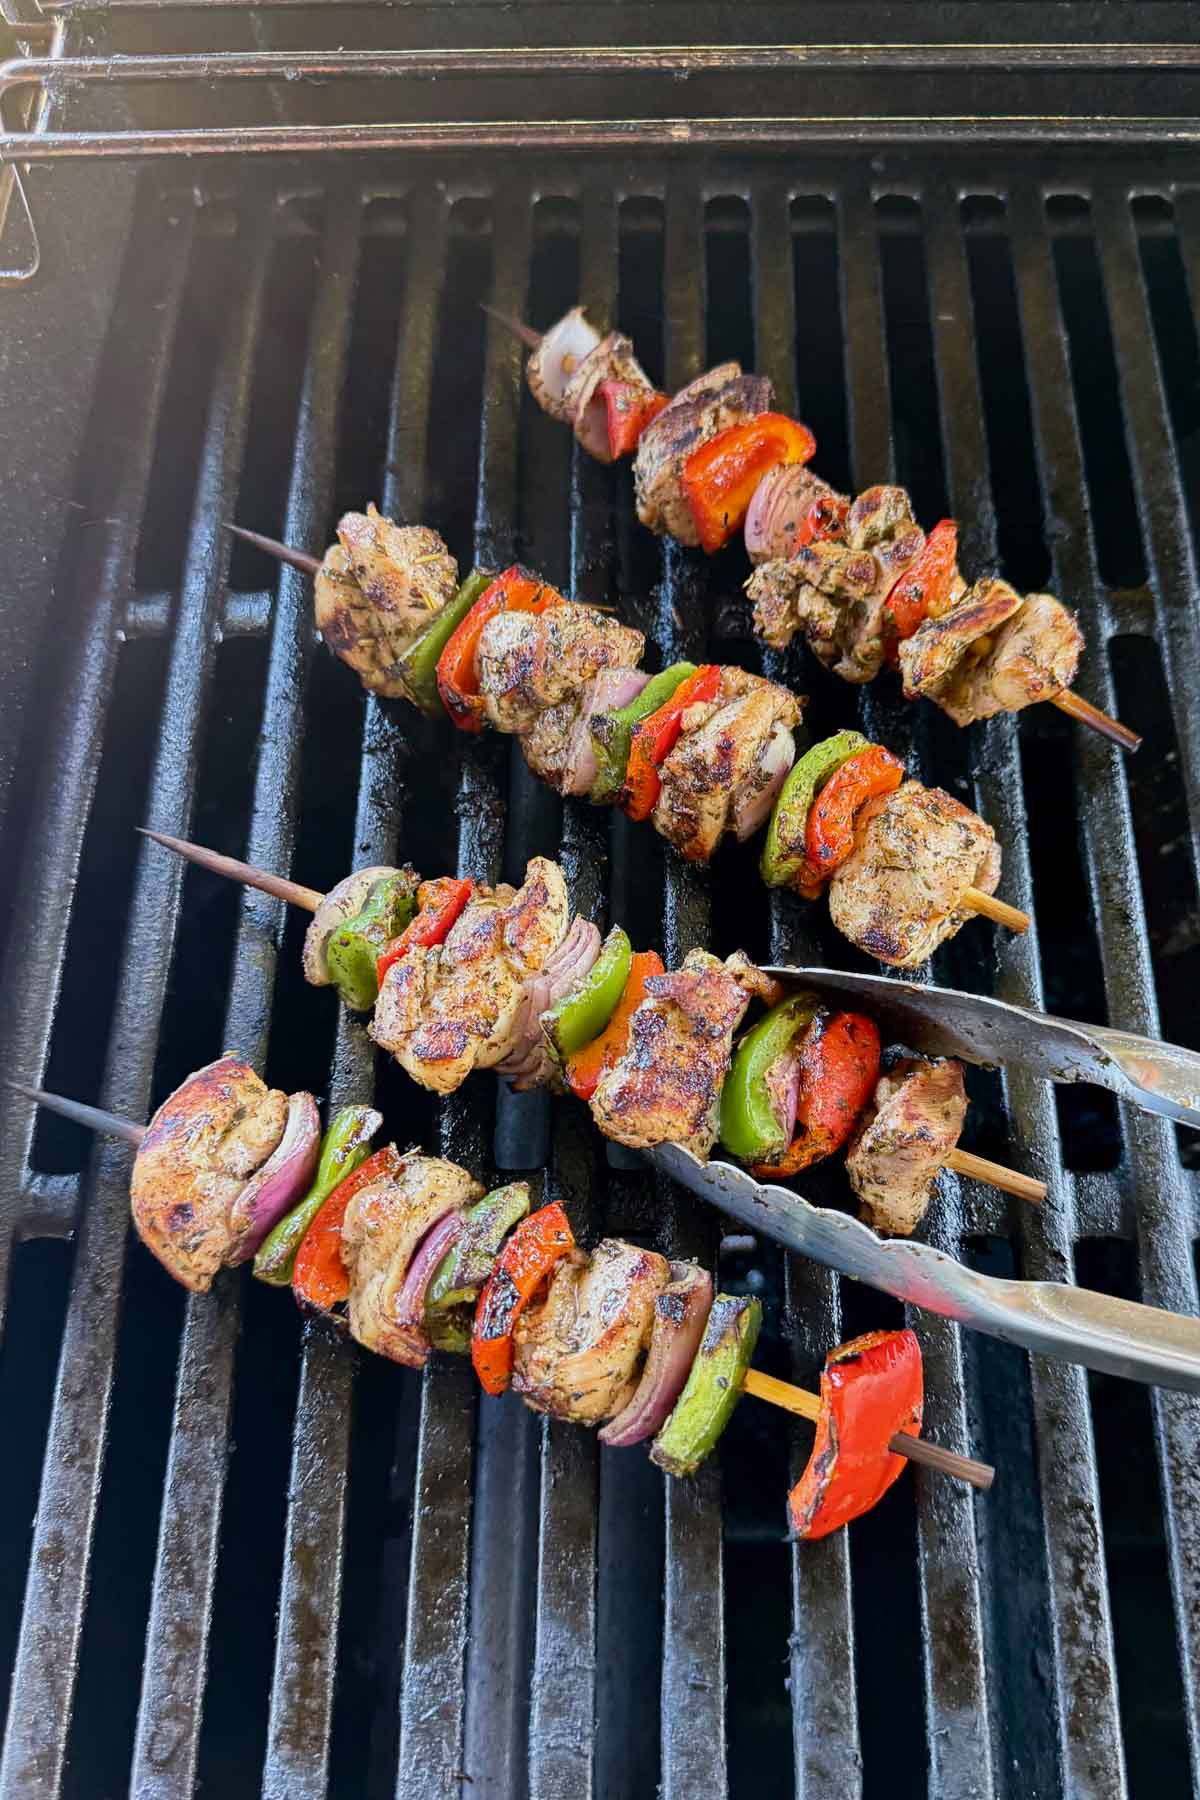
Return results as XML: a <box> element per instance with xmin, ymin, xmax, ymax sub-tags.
<box><xmin>647</xmin><ymin>972</ymin><xmax>1200</xmax><ymax>1394</ymax></box>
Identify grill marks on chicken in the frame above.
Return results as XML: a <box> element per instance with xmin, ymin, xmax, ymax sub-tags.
<box><xmin>635</xmin><ymin>363</ymin><xmax>775</xmax><ymax>544</ymax></box>
<box><xmin>827</xmin><ymin>780</ymin><xmax>1001</xmax><ymax>970</ymax></box>
<box><xmin>654</xmin><ymin>670</ymin><xmax>803</xmax><ymax>863</ymax></box>
<box><xmin>913</xmin><ymin>590</ymin><xmax>1084</xmax><ymax>726</ymax></box>
<box><xmin>342</xmin><ymin>1155</ymin><xmax>484</xmax><ymax>1365</ymax></box>
<box><xmin>314</xmin><ymin>506</ymin><xmax>458</xmax><ymax>699</ymax></box>
<box><xmin>591</xmin><ymin>950</ymin><xmax>774</xmax><ymax>1157</ymax></box>
<box><xmin>898</xmin><ymin>576</ymin><xmax>1025</xmax><ymax>700</ymax></box>
<box><xmin>131</xmin><ymin>1056</ymin><xmax>289</xmax><ymax>1292</ymax></box>
<box><xmin>370</xmin><ymin>857</ymin><xmax>570</xmax><ymax>1093</ymax></box>
<box><xmin>477</xmin><ymin>602</ymin><xmax>645</xmax><ymax>736</ymax></box>
<box><xmin>846</xmin><ymin>1057</ymin><xmax>968</xmax><ymax>1236</ymax></box>
<box><xmin>513</xmin><ymin>1240</ymin><xmax>671</xmax><ymax>1423</ymax></box>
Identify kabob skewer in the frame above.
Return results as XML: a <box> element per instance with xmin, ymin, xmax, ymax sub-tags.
<box><xmin>139</xmin><ymin>829</ymin><xmax>1047</xmax><ymax>1232</ymax></box>
<box><xmin>229</xmin><ymin>524</ymin><xmax>1030</xmax><ymax>962</ymax></box>
<box><xmin>12</xmin><ymin>1074</ymin><xmax>994</xmax><ymax>1539</ymax></box>
<box><xmin>485</xmin><ymin>305</ymin><xmax>1140</xmax><ymax>754</ymax></box>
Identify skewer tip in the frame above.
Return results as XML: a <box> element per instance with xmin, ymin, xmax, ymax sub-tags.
<box><xmin>479</xmin><ymin>303</ymin><xmax>543</xmax><ymax>349</ymax></box>
<box><xmin>225</xmin><ymin>523</ymin><xmax>322</xmax><ymax>578</ymax></box>
<box><xmin>6</xmin><ymin>1080</ymin><xmax>145</xmax><ymax>1146</ymax></box>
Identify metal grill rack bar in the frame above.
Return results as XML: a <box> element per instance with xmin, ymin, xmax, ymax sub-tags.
<box><xmin>1</xmin><ymin>150</ymin><xmax>1199</xmax><ymax>1800</ymax></box>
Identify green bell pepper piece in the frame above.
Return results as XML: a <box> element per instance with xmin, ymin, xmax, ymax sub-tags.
<box><xmin>254</xmin><ymin>1103</ymin><xmax>382</xmax><ymax>1286</ymax></box>
<box><xmin>759</xmin><ymin>730</ymin><xmax>870</xmax><ymax>889</ymax></box>
<box><xmin>393</xmin><ymin>566</ymin><xmax>496</xmax><ymax>717</ymax></box>
<box><xmin>589</xmin><ymin>662</ymin><xmax>697</xmax><ymax>804</ymax></box>
<box><xmin>427</xmin><ymin>1306</ymin><xmax>473</xmax><ymax>1355</ymax></box>
<box><xmin>650</xmin><ymin>1294</ymin><xmax>763</xmax><ymax>1478</ymax></box>
<box><xmin>718</xmin><ymin>992</ymin><xmax>819</xmax><ymax>1165</ymax></box>
<box><xmin>426</xmin><ymin>1180</ymin><xmax>532</xmax><ymax>1313</ymax></box>
<box><xmin>541</xmin><ymin>926</ymin><xmax>633</xmax><ymax>1063</ymax></box>
<box><xmin>325</xmin><ymin>870</ymin><xmax>420</xmax><ymax>1011</ymax></box>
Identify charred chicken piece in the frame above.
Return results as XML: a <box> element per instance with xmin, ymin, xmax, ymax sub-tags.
<box><xmin>635</xmin><ymin>363</ymin><xmax>775</xmax><ymax>545</ymax></box>
<box><xmin>827</xmin><ymin>780</ymin><xmax>1001</xmax><ymax>969</ymax></box>
<box><xmin>846</xmin><ymin>1056</ymin><xmax>968</xmax><ymax>1235</ymax></box>
<box><xmin>131</xmin><ymin>1055</ymin><xmax>289</xmax><ymax>1293</ymax></box>
<box><xmin>591</xmin><ymin>950</ymin><xmax>773</xmax><ymax>1158</ymax></box>
<box><xmin>513</xmin><ymin>1239</ymin><xmax>671</xmax><ymax>1423</ymax></box>
<box><xmin>371</xmin><ymin>856</ymin><xmax>570</xmax><ymax>1093</ymax></box>
<box><xmin>341</xmin><ymin>1154</ymin><xmax>484</xmax><ymax>1364</ymax></box>
<box><xmin>476</xmin><ymin>601</ymin><xmax>645</xmax><ymax>736</ymax></box>
<box><xmin>562</xmin><ymin>331</ymin><xmax>656</xmax><ymax>462</ymax></box>
<box><xmin>932</xmin><ymin>592</ymin><xmax>1084</xmax><ymax>727</ymax></box>
<box><xmin>314</xmin><ymin>506</ymin><xmax>458</xmax><ymax>699</ymax></box>
<box><xmin>845</xmin><ymin>484</ymin><xmax>916</xmax><ymax>551</ymax></box>
<box><xmin>653</xmin><ymin>670</ymin><xmax>802</xmax><ymax>862</ymax></box>
<box><xmin>898</xmin><ymin>576</ymin><xmax>1025</xmax><ymax>701</ymax></box>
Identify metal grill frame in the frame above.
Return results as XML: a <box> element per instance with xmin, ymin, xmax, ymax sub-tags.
<box><xmin>0</xmin><ymin>54</ymin><xmax>1199</xmax><ymax>1800</ymax></box>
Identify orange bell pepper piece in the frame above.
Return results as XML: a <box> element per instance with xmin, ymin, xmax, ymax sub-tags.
<box><xmin>471</xmin><ymin>1202</ymin><xmax>575</xmax><ymax>1395</ymax></box>
<box><xmin>883</xmin><ymin>518</ymin><xmax>959</xmax><ymax>662</ymax></box>
<box><xmin>752</xmin><ymin>1011</ymin><xmax>881</xmax><ymax>1178</ymax></box>
<box><xmin>565</xmin><ymin>949</ymin><xmax>665</xmax><ymax>1101</ymax></box>
<box><xmin>682</xmin><ymin>413</ymin><xmax>817</xmax><ymax>554</ymax></box>
<box><xmin>436</xmin><ymin>565</ymin><xmax>565</xmax><ymax>732</ymax></box>
<box><xmin>292</xmin><ymin>1143</ymin><xmax>403</xmax><ymax>1313</ymax></box>
<box><xmin>789</xmin><ymin>1329</ymin><xmax>923</xmax><ymax>1539</ymax></box>
<box><xmin>621</xmin><ymin>664</ymin><xmax>722</xmax><ymax>822</ymax></box>
<box><xmin>599</xmin><ymin>381</ymin><xmax>670</xmax><ymax>458</ymax></box>
<box><xmin>799</xmin><ymin>743</ymin><xmax>904</xmax><ymax>895</ymax></box>
<box><xmin>376</xmin><ymin>876</ymin><xmax>474</xmax><ymax>987</ymax></box>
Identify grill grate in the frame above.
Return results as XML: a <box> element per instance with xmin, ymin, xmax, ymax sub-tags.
<box><xmin>0</xmin><ymin>145</ymin><xmax>1199</xmax><ymax>1799</ymax></box>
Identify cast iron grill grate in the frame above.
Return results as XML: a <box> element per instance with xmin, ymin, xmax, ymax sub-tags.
<box><xmin>0</xmin><ymin>143</ymin><xmax>1199</xmax><ymax>1800</ymax></box>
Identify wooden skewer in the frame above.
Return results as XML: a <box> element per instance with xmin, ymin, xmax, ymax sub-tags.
<box><xmin>479</xmin><ymin>302</ymin><xmax>543</xmax><ymax>350</ymax></box>
<box><xmin>226</xmin><ymin>522</ymin><xmax>322</xmax><ymax>577</ymax></box>
<box><xmin>945</xmin><ymin>1147</ymin><xmax>1045</xmax><ymax>1204</ymax></box>
<box><xmin>742</xmin><ymin>1367</ymin><xmax>994</xmax><ymax>1490</ymax></box>
<box><xmin>9</xmin><ymin>1080</ymin><xmax>995</xmax><ymax>1496</ymax></box>
<box><xmin>1049</xmin><ymin>687</ymin><xmax>1142</xmax><ymax>752</ymax></box>
<box><xmin>963</xmin><ymin>888</ymin><xmax>1029</xmax><ymax>933</ymax></box>
<box><xmin>138</xmin><ymin>828</ymin><xmax>324</xmax><ymax>914</ymax></box>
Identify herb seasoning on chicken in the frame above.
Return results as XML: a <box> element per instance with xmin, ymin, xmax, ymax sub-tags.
<box><xmin>314</xmin><ymin>505</ymin><xmax>458</xmax><ymax>699</ymax></box>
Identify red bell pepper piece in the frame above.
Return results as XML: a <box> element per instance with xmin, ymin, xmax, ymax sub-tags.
<box><xmin>792</xmin><ymin>493</ymin><xmax>849</xmax><ymax>550</ymax></box>
<box><xmin>883</xmin><ymin>518</ymin><xmax>959</xmax><ymax>659</ymax></box>
<box><xmin>436</xmin><ymin>565</ymin><xmax>565</xmax><ymax>732</ymax></box>
<box><xmin>599</xmin><ymin>380</ymin><xmax>670</xmax><ymax>458</ymax></box>
<box><xmin>376</xmin><ymin>876</ymin><xmax>474</xmax><ymax>987</ymax></box>
<box><xmin>800</xmin><ymin>743</ymin><xmax>905</xmax><ymax>893</ymax></box>
<box><xmin>682</xmin><ymin>413</ymin><xmax>817</xmax><ymax>554</ymax></box>
<box><xmin>565</xmin><ymin>949</ymin><xmax>665</xmax><ymax>1101</ymax></box>
<box><xmin>621</xmin><ymin>664</ymin><xmax>722</xmax><ymax>822</ymax></box>
<box><xmin>471</xmin><ymin>1201</ymin><xmax>575</xmax><ymax>1395</ymax></box>
<box><xmin>789</xmin><ymin>1329</ymin><xmax>923</xmax><ymax>1539</ymax></box>
<box><xmin>292</xmin><ymin>1144</ymin><xmax>403</xmax><ymax>1313</ymax></box>
<box><xmin>752</xmin><ymin>1011</ymin><xmax>881</xmax><ymax>1178</ymax></box>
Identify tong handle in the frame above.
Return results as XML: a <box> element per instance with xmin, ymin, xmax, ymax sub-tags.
<box><xmin>989</xmin><ymin>1277</ymin><xmax>1200</xmax><ymax>1392</ymax></box>
<box><xmin>1086</xmin><ymin>1025</ymin><xmax>1200</xmax><ymax>1130</ymax></box>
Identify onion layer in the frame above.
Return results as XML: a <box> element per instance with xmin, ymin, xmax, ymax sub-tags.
<box><xmin>598</xmin><ymin>1262</ymin><xmax>715</xmax><ymax>1447</ymax></box>
<box><xmin>229</xmin><ymin>1090</ymin><xmax>322</xmax><ymax>1263</ymax></box>
<box><xmin>744</xmin><ymin>463</ymin><xmax>835</xmax><ymax>564</ymax></box>
<box><xmin>302</xmin><ymin>865</ymin><xmax>398</xmax><ymax>986</ymax></box>
<box><xmin>733</xmin><ymin>723</ymin><xmax>796</xmax><ymax>842</ymax></box>
<box><xmin>395</xmin><ymin>1207</ymin><xmax>466</xmax><ymax>1333</ymax></box>
<box><xmin>498</xmin><ymin>915</ymin><xmax>603</xmax><ymax>1088</ymax></box>
<box><xmin>561</xmin><ymin>667</ymin><xmax>650</xmax><ymax>797</ymax></box>
<box><xmin>526</xmin><ymin>307</ymin><xmax>603</xmax><ymax>421</ymax></box>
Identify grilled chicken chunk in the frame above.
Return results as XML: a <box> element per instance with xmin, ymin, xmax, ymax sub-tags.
<box><xmin>131</xmin><ymin>1055</ymin><xmax>289</xmax><ymax>1293</ymax></box>
<box><xmin>845</xmin><ymin>484</ymin><xmax>916</xmax><ymax>550</ymax></box>
<box><xmin>747</xmin><ymin>555</ymin><xmax>846</xmax><ymax>657</ymax></box>
<box><xmin>314</xmin><ymin>507</ymin><xmax>458</xmax><ymax>698</ymax></box>
<box><xmin>827</xmin><ymin>780</ymin><xmax>1001</xmax><ymax>968</ymax></box>
<box><xmin>521</xmin><ymin>697</ymin><xmax>582</xmax><ymax>789</ymax></box>
<box><xmin>932</xmin><ymin>591</ymin><xmax>1084</xmax><ymax>726</ymax></box>
<box><xmin>591</xmin><ymin>950</ymin><xmax>773</xmax><ymax>1157</ymax></box>
<box><xmin>653</xmin><ymin>672</ymin><xmax>802</xmax><ymax>862</ymax></box>
<box><xmin>342</xmin><ymin>1155</ymin><xmax>484</xmax><ymax>1365</ymax></box>
<box><xmin>846</xmin><ymin>1057</ymin><xmax>967</xmax><ymax>1235</ymax></box>
<box><xmin>898</xmin><ymin>576</ymin><xmax>1025</xmax><ymax>700</ymax></box>
<box><xmin>513</xmin><ymin>1239</ymin><xmax>671</xmax><ymax>1423</ymax></box>
<box><xmin>477</xmin><ymin>601</ymin><xmax>645</xmax><ymax>736</ymax></box>
<box><xmin>371</xmin><ymin>857</ymin><xmax>570</xmax><ymax>1093</ymax></box>
<box><xmin>635</xmin><ymin>363</ymin><xmax>774</xmax><ymax>544</ymax></box>
<box><xmin>563</xmin><ymin>331</ymin><xmax>655</xmax><ymax>461</ymax></box>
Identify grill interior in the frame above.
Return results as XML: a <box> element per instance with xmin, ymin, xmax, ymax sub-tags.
<box><xmin>1</xmin><ymin>19</ymin><xmax>1200</xmax><ymax>1799</ymax></box>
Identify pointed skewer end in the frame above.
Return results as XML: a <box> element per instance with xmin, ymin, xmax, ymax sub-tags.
<box><xmin>6</xmin><ymin>1080</ymin><xmax>145</xmax><ymax>1146</ymax></box>
<box><xmin>479</xmin><ymin>303</ymin><xmax>542</xmax><ymax>350</ymax></box>
<box><xmin>225</xmin><ymin>523</ymin><xmax>322</xmax><ymax>578</ymax></box>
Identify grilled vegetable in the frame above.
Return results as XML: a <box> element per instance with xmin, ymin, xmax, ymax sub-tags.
<box><xmin>541</xmin><ymin>925</ymin><xmax>632</xmax><ymax>1064</ymax></box>
<box><xmin>682</xmin><ymin>414</ymin><xmax>816</xmax><ymax>554</ymax></box>
<box><xmin>802</xmin><ymin>744</ymin><xmax>905</xmax><ymax>895</ymax></box>
<box><xmin>471</xmin><ymin>1202</ymin><xmax>576</xmax><ymax>1395</ymax></box>
<box><xmin>788</xmin><ymin>1329</ymin><xmax>923</xmax><ymax>1539</ymax></box>
<box><xmin>325</xmin><ymin>870</ymin><xmax>421</xmax><ymax>1011</ymax></box>
<box><xmin>436</xmin><ymin>565</ymin><xmax>565</xmax><ymax>731</ymax></box>
<box><xmin>719</xmin><ymin>992</ymin><xmax>820</xmax><ymax>1165</ymax></box>
<box><xmin>253</xmin><ymin>1104</ymin><xmax>384</xmax><ymax>1286</ymax></box>
<box><xmin>375</xmin><ymin>876</ymin><xmax>474</xmax><ymax>987</ymax></box>
<box><xmin>289</xmin><ymin>1142</ymin><xmax>402</xmax><ymax>1311</ymax></box>
<box><xmin>621</xmin><ymin>663</ymin><xmax>722</xmax><ymax>821</ymax></box>
<box><xmin>426</xmin><ymin>1181</ymin><xmax>532</xmax><ymax>1313</ymax></box>
<box><xmin>302</xmin><ymin>865</ymin><xmax>402</xmax><ymax>989</ymax></box>
<box><xmin>393</xmin><ymin>566</ymin><xmax>495</xmax><ymax>715</ymax></box>
<box><xmin>752</xmin><ymin>1011</ymin><xmax>881</xmax><ymax>1178</ymax></box>
<box><xmin>599</xmin><ymin>380</ymin><xmax>670</xmax><ymax>458</ymax></box>
<box><xmin>565</xmin><ymin>949</ymin><xmax>665</xmax><ymax>1102</ymax></box>
<box><xmin>883</xmin><ymin>518</ymin><xmax>958</xmax><ymax>653</ymax></box>
<box><xmin>650</xmin><ymin>1293</ymin><xmax>763</xmax><ymax>1477</ymax></box>
<box><xmin>599</xmin><ymin>1262</ymin><xmax>714</xmax><ymax>1447</ymax></box>
<box><xmin>228</xmin><ymin>1091</ymin><xmax>322</xmax><ymax>1264</ymax></box>
<box><xmin>589</xmin><ymin>661</ymin><xmax>697</xmax><ymax>803</ymax></box>
<box><xmin>759</xmin><ymin>730</ymin><xmax>869</xmax><ymax>890</ymax></box>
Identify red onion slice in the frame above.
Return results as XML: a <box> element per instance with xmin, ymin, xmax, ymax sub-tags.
<box><xmin>526</xmin><ymin>307</ymin><xmax>602</xmax><ymax>421</ymax></box>
<box><xmin>744</xmin><ymin>464</ymin><xmax>835</xmax><ymax>564</ymax></box>
<box><xmin>763</xmin><ymin>1047</ymin><xmax>802</xmax><ymax>1146</ymax></box>
<box><xmin>561</xmin><ymin>667</ymin><xmax>650</xmax><ymax>797</ymax></box>
<box><xmin>497</xmin><ymin>916</ymin><xmax>603</xmax><ymax>1085</ymax></box>
<box><xmin>228</xmin><ymin>1090</ymin><xmax>321</xmax><ymax>1263</ymax></box>
<box><xmin>599</xmin><ymin>1263</ymin><xmax>714</xmax><ymax>1447</ymax></box>
<box><xmin>732</xmin><ymin>723</ymin><xmax>796</xmax><ymax>842</ymax></box>
<box><xmin>394</xmin><ymin>1207</ymin><xmax>465</xmax><ymax>1333</ymax></box>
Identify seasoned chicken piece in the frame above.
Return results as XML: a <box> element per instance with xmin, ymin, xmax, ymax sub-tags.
<box><xmin>827</xmin><ymin>780</ymin><xmax>1001</xmax><ymax>969</ymax></box>
<box><xmin>747</xmin><ymin>557</ymin><xmax>846</xmax><ymax>657</ymax></box>
<box><xmin>590</xmin><ymin>950</ymin><xmax>763</xmax><ymax>1156</ymax></box>
<box><xmin>635</xmin><ymin>364</ymin><xmax>774</xmax><ymax>544</ymax></box>
<box><xmin>342</xmin><ymin>1155</ymin><xmax>483</xmax><ymax>1364</ymax></box>
<box><xmin>934</xmin><ymin>592</ymin><xmax>1084</xmax><ymax>726</ymax></box>
<box><xmin>371</xmin><ymin>857</ymin><xmax>570</xmax><ymax>1093</ymax></box>
<box><xmin>513</xmin><ymin>1239</ymin><xmax>671</xmax><ymax>1423</ymax></box>
<box><xmin>898</xmin><ymin>577</ymin><xmax>1025</xmax><ymax>699</ymax></box>
<box><xmin>846</xmin><ymin>1057</ymin><xmax>967</xmax><ymax>1235</ymax></box>
<box><xmin>563</xmin><ymin>331</ymin><xmax>655</xmax><ymax>461</ymax></box>
<box><xmin>477</xmin><ymin>601</ymin><xmax>645</xmax><ymax>736</ymax></box>
<box><xmin>314</xmin><ymin>507</ymin><xmax>458</xmax><ymax>699</ymax></box>
<box><xmin>845</xmin><ymin>484</ymin><xmax>916</xmax><ymax>551</ymax></box>
<box><xmin>520</xmin><ymin>698</ymin><xmax>581</xmax><ymax>789</ymax></box>
<box><xmin>653</xmin><ymin>674</ymin><xmax>801</xmax><ymax>862</ymax></box>
<box><xmin>131</xmin><ymin>1055</ymin><xmax>289</xmax><ymax>1293</ymax></box>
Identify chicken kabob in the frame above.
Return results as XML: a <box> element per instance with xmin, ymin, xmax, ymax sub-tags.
<box><xmin>139</xmin><ymin>836</ymin><xmax>1046</xmax><ymax>1238</ymax></box>
<box><xmin>485</xmin><ymin>304</ymin><xmax>1140</xmax><ymax>754</ymax></box>
<box><xmin>14</xmin><ymin>1063</ymin><xmax>993</xmax><ymax>1542</ymax></box>
<box><xmin>231</xmin><ymin>514</ymin><xmax>1029</xmax><ymax>966</ymax></box>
